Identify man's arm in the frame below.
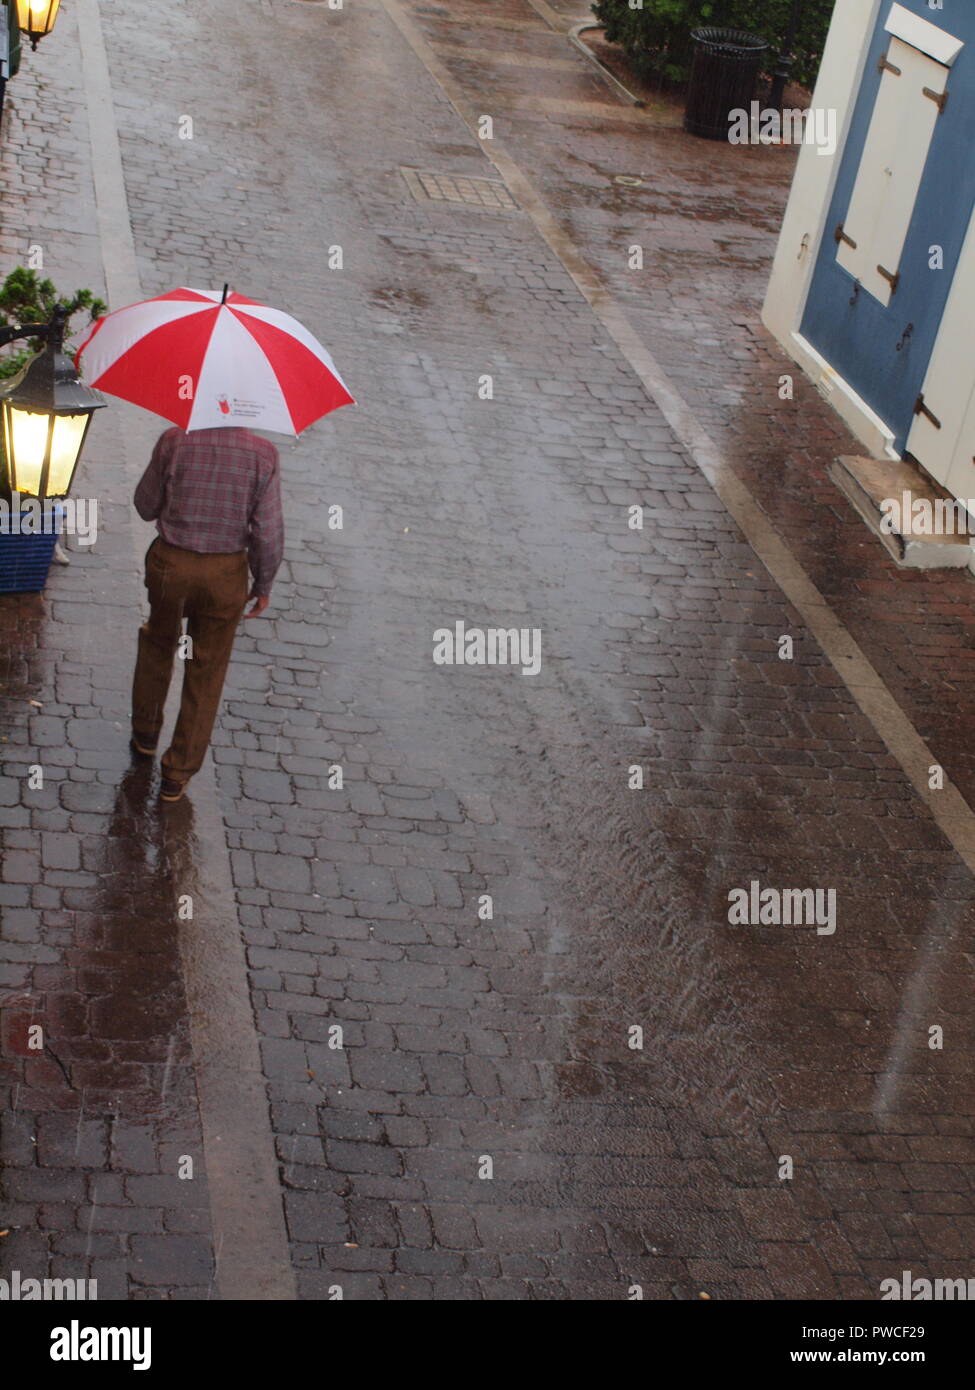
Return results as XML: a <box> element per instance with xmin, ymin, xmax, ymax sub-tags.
<box><xmin>134</xmin><ymin>430</ymin><xmax>175</xmax><ymax>520</ymax></box>
<box><xmin>246</xmin><ymin>451</ymin><xmax>284</xmax><ymax>616</ymax></box>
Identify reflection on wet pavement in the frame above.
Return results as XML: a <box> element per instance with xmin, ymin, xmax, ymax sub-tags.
<box><xmin>1</xmin><ymin>598</ymin><xmax>214</xmax><ymax>1296</ymax></box>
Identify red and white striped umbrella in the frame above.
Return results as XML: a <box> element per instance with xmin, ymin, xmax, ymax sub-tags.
<box><xmin>74</xmin><ymin>287</ymin><xmax>355</xmax><ymax>434</ymax></box>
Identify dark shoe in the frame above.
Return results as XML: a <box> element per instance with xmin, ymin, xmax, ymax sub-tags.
<box><xmin>159</xmin><ymin>778</ymin><xmax>186</xmax><ymax>803</ymax></box>
<box><xmin>130</xmin><ymin>735</ymin><xmax>158</xmax><ymax>758</ymax></box>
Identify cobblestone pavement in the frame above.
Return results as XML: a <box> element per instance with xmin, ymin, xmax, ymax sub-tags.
<box><xmin>1</xmin><ymin>0</ymin><xmax>973</xmax><ymax>1300</ymax></box>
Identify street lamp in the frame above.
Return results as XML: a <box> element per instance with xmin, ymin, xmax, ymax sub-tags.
<box><xmin>769</xmin><ymin>0</ymin><xmax>805</xmax><ymax>114</ymax></box>
<box><xmin>0</xmin><ymin>306</ymin><xmax>105</xmax><ymax>498</ymax></box>
<box><xmin>15</xmin><ymin>0</ymin><xmax>59</xmax><ymax>51</ymax></box>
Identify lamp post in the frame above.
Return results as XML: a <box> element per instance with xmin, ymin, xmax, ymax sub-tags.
<box><xmin>769</xmin><ymin>0</ymin><xmax>805</xmax><ymax>114</ymax></box>
<box><xmin>0</xmin><ymin>305</ymin><xmax>105</xmax><ymax>499</ymax></box>
<box><xmin>14</xmin><ymin>0</ymin><xmax>59</xmax><ymax>51</ymax></box>
<box><xmin>1</xmin><ymin>1</ymin><xmax>22</xmax><ymax>123</ymax></box>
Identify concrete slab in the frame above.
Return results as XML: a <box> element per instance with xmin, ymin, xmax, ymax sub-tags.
<box><xmin>830</xmin><ymin>454</ymin><xmax>973</xmax><ymax>569</ymax></box>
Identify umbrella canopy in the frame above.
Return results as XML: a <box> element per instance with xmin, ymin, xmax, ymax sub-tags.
<box><xmin>74</xmin><ymin>287</ymin><xmax>355</xmax><ymax>434</ymax></box>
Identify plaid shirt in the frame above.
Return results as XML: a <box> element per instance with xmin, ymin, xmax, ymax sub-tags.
<box><xmin>135</xmin><ymin>426</ymin><xmax>284</xmax><ymax>596</ymax></box>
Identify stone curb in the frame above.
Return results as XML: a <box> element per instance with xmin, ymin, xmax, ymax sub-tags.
<box><xmin>568</xmin><ymin>23</ymin><xmax>648</xmax><ymax>110</ymax></box>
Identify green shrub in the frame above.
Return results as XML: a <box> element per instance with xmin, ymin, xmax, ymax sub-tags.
<box><xmin>592</xmin><ymin>0</ymin><xmax>836</xmax><ymax>89</ymax></box>
<box><xmin>0</xmin><ymin>267</ymin><xmax>106</xmax><ymax>380</ymax></box>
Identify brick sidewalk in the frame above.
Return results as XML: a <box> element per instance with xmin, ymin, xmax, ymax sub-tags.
<box><xmin>2</xmin><ymin>0</ymin><xmax>973</xmax><ymax>1300</ymax></box>
<box><xmin>0</xmin><ymin>8</ymin><xmax>217</xmax><ymax>1297</ymax></box>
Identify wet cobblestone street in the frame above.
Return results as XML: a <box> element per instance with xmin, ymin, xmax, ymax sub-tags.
<box><xmin>1</xmin><ymin>0</ymin><xmax>973</xmax><ymax>1301</ymax></box>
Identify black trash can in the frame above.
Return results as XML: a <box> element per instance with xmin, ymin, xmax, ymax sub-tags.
<box><xmin>683</xmin><ymin>28</ymin><xmax>769</xmax><ymax>141</ymax></box>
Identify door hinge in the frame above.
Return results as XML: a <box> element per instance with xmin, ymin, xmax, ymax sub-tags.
<box><xmin>877</xmin><ymin>264</ymin><xmax>900</xmax><ymax>293</ymax></box>
<box><xmin>878</xmin><ymin>53</ymin><xmax>902</xmax><ymax>77</ymax></box>
<box><xmin>834</xmin><ymin>223</ymin><xmax>858</xmax><ymax>250</ymax></box>
<box><xmin>922</xmin><ymin>86</ymin><xmax>948</xmax><ymax>114</ymax></box>
<box><xmin>914</xmin><ymin>394</ymin><xmax>942</xmax><ymax>430</ymax></box>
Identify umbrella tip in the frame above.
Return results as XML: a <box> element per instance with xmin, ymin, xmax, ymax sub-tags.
<box><xmin>221</xmin><ymin>283</ymin><xmax>230</xmax><ymax>304</ymax></box>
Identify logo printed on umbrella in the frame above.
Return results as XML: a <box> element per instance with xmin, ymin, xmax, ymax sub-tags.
<box><xmin>216</xmin><ymin>394</ymin><xmax>263</xmax><ymax>420</ymax></box>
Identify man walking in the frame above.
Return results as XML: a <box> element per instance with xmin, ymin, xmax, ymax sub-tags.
<box><xmin>131</xmin><ymin>425</ymin><xmax>284</xmax><ymax>802</ymax></box>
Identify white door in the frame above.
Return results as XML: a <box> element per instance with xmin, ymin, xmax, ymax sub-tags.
<box><xmin>836</xmin><ymin>36</ymin><xmax>950</xmax><ymax>307</ymax></box>
<box><xmin>906</xmin><ymin>197</ymin><xmax>975</xmax><ymax>513</ymax></box>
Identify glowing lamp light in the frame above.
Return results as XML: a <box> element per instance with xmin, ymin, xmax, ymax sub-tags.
<box><xmin>2</xmin><ymin>406</ymin><xmax>90</xmax><ymax>496</ymax></box>
<box><xmin>15</xmin><ymin>0</ymin><xmax>61</xmax><ymax>51</ymax></box>
<box><xmin>0</xmin><ymin>312</ymin><xmax>105</xmax><ymax>498</ymax></box>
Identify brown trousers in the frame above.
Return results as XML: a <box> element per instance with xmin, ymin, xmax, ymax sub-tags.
<box><xmin>132</xmin><ymin>537</ymin><xmax>249</xmax><ymax>784</ymax></box>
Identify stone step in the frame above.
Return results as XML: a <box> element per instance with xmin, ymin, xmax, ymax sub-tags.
<box><xmin>830</xmin><ymin>454</ymin><xmax>974</xmax><ymax>570</ymax></box>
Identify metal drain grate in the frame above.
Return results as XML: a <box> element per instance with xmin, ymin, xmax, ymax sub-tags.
<box><xmin>401</xmin><ymin>167</ymin><xmax>519</xmax><ymax>213</ymax></box>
